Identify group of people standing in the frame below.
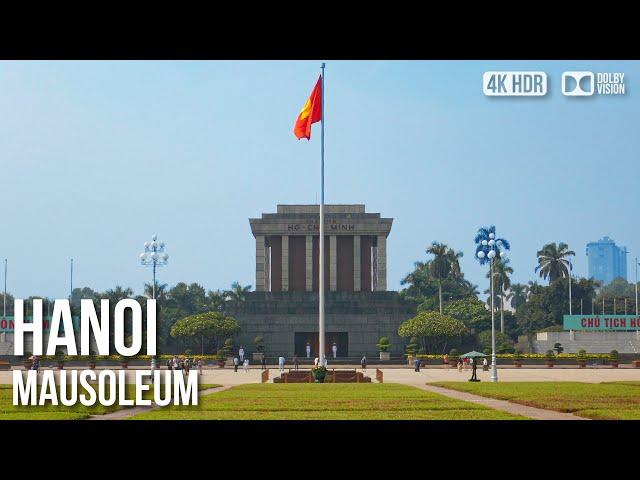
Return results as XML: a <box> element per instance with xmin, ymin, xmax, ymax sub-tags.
<box><xmin>166</xmin><ymin>356</ymin><xmax>204</xmax><ymax>375</ymax></box>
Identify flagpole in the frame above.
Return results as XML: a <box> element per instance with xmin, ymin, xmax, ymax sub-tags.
<box><xmin>318</xmin><ymin>62</ymin><xmax>326</xmax><ymax>367</ymax></box>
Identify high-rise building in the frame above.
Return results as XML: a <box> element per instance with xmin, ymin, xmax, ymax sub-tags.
<box><xmin>586</xmin><ymin>236</ymin><xmax>628</xmax><ymax>285</ymax></box>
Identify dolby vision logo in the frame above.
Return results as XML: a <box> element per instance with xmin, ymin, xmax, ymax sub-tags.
<box><xmin>562</xmin><ymin>71</ymin><xmax>595</xmax><ymax>96</ymax></box>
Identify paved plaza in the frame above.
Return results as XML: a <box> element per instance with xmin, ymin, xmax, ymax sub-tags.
<box><xmin>3</xmin><ymin>366</ymin><xmax>639</xmax><ymax>385</ymax></box>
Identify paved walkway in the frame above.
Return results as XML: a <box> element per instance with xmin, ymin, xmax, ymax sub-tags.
<box><xmin>416</xmin><ymin>384</ymin><xmax>586</xmax><ymax>420</ymax></box>
<box><xmin>88</xmin><ymin>385</ymin><xmax>232</xmax><ymax>420</ymax></box>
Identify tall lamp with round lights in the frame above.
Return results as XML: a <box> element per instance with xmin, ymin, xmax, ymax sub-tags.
<box><xmin>475</xmin><ymin>228</ymin><xmax>510</xmax><ymax>382</ymax></box>
<box><xmin>139</xmin><ymin>234</ymin><xmax>168</xmax><ymax>372</ymax></box>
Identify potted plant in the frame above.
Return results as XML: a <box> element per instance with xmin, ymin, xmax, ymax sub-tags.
<box><xmin>544</xmin><ymin>349</ymin><xmax>555</xmax><ymax>368</ymax></box>
<box><xmin>253</xmin><ymin>335</ymin><xmax>265</xmax><ymax>362</ymax></box>
<box><xmin>216</xmin><ymin>349</ymin><xmax>226</xmax><ymax>368</ymax></box>
<box><xmin>576</xmin><ymin>349</ymin><xmax>587</xmax><ymax>368</ymax></box>
<box><xmin>55</xmin><ymin>349</ymin><xmax>65</xmax><ymax>370</ymax></box>
<box><xmin>513</xmin><ymin>351</ymin><xmax>523</xmax><ymax>368</ymax></box>
<box><xmin>405</xmin><ymin>337</ymin><xmax>419</xmax><ymax>365</ymax></box>
<box><xmin>377</xmin><ymin>336</ymin><xmax>391</xmax><ymax>361</ymax></box>
<box><xmin>311</xmin><ymin>365</ymin><xmax>327</xmax><ymax>383</ymax></box>
<box><xmin>609</xmin><ymin>350</ymin><xmax>619</xmax><ymax>368</ymax></box>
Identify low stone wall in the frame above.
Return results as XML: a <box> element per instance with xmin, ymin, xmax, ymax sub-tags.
<box><xmin>534</xmin><ymin>331</ymin><xmax>640</xmax><ymax>354</ymax></box>
<box><xmin>226</xmin><ymin>291</ymin><xmax>416</xmax><ymax>357</ymax></box>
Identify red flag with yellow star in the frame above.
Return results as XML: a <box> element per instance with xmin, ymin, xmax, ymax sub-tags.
<box><xmin>293</xmin><ymin>76</ymin><xmax>322</xmax><ymax>140</ymax></box>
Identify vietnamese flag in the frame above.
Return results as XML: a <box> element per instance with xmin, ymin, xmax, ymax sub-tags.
<box><xmin>293</xmin><ymin>76</ymin><xmax>322</xmax><ymax>140</ymax></box>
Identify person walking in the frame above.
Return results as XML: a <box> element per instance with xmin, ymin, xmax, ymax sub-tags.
<box><xmin>361</xmin><ymin>356</ymin><xmax>367</xmax><ymax>373</ymax></box>
<box><xmin>414</xmin><ymin>357</ymin><xmax>421</xmax><ymax>372</ymax></box>
<box><xmin>278</xmin><ymin>356</ymin><xmax>285</xmax><ymax>372</ymax></box>
<box><xmin>243</xmin><ymin>358</ymin><xmax>249</xmax><ymax>372</ymax></box>
<box><xmin>470</xmin><ymin>358</ymin><xmax>478</xmax><ymax>381</ymax></box>
<box><xmin>167</xmin><ymin>358</ymin><xmax>173</xmax><ymax>371</ymax></box>
<box><xmin>482</xmin><ymin>357</ymin><xmax>488</xmax><ymax>371</ymax></box>
<box><xmin>457</xmin><ymin>359</ymin><xmax>463</xmax><ymax>372</ymax></box>
<box><xmin>293</xmin><ymin>354</ymin><xmax>299</xmax><ymax>371</ymax></box>
<box><xmin>443</xmin><ymin>354</ymin><xmax>449</xmax><ymax>369</ymax></box>
<box><xmin>197</xmin><ymin>358</ymin><xmax>204</xmax><ymax>375</ymax></box>
<box><xmin>233</xmin><ymin>356</ymin><xmax>239</xmax><ymax>373</ymax></box>
<box><xmin>314</xmin><ymin>357</ymin><xmax>319</xmax><ymax>367</ymax></box>
<box><xmin>261</xmin><ymin>355</ymin><xmax>267</xmax><ymax>370</ymax></box>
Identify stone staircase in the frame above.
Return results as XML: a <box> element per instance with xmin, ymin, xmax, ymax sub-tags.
<box><xmin>533</xmin><ymin>331</ymin><xmax>640</xmax><ymax>353</ymax></box>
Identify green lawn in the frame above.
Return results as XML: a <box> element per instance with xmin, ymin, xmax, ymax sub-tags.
<box><xmin>431</xmin><ymin>382</ymin><xmax>640</xmax><ymax>420</ymax></box>
<box><xmin>130</xmin><ymin>383</ymin><xmax>525</xmax><ymax>420</ymax></box>
<box><xmin>0</xmin><ymin>383</ymin><xmax>220</xmax><ymax>420</ymax></box>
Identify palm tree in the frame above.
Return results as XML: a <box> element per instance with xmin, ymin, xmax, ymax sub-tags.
<box><xmin>474</xmin><ymin>225</ymin><xmax>510</xmax><ymax>265</ymax></box>
<box><xmin>224</xmin><ymin>282</ymin><xmax>252</xmax><ymax>303</ymax></box>
<box><xmin>144</xmin><ymin>281</ymin><xmax>168</xmax><ymax>301</ymax></box>
<box><xmin>486</xmin><ymin>257</ymin><xmax>513</xmax><ymax>333</ymax></box>
<box><xmin>535</xmin><ymin>242</ymin><xmax>575</xmax><ymax>283</ymax></box>
<box><xmin>426</xmin><ymin>242</ymin><xmax>451</xmax><ymax>313</ymax></box>
<box><xmin>509</xmin><ymin>283</ymin><xmax>528</xmax><ymax>309</ymax></box>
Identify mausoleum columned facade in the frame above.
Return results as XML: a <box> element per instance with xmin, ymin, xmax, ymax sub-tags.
<box><xmin>226</xmin><ymin>205</ymin><xmax>415</xmax><ymax>359</ymax></box>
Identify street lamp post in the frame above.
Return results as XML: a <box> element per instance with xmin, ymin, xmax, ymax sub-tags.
<box><xmin>477</xmin><ymin>235</ymin><xmax>500</xmax><ymax>382</ymax></box>
<box><xmin>139</xmin><ymin>234</ymin><xmax>169</xmax><ymax>300</ymax></box>
<box><xmin>140</xmin><ymin>235</ymin><xmax>168</xmax><ymax>372</ymax></box>
<box><xmin>636</xmin><ymin>257</ymin><xmax>638</xmax><ymax>317</ymax></box>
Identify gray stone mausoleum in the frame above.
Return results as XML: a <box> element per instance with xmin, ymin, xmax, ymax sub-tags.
<box><xmin>227</xmin><ymin>205</ymin><xmax>415</xmax><ymax>358</ymax></box>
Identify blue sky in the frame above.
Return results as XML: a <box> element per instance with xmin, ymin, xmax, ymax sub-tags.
<box><xmin>0</xmin><ymin>60</ymin><xmax>638</xmax><ymax>299</ymax></box>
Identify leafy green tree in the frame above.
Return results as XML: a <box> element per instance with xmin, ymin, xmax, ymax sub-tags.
<box><xmin>477</xmin><ymin>329</ymin><xmax>515</xmax><ymax>353</ymax></box>
<box><xmin>398</xmin><ymin>311</ymin><xmax>468</xmax><ymax>354</ymax></box>
<box><xmin>170</xmin><ymin>311</ymin><xmax>240</xmax><ymax>355</ymax></box>
<box><xmin>535</xmin><ymin>242</ymin><xmax>575</xmax><ymax>283</ymax></box>
<box><xmin>443</xmin><ymin>297</ymin><xmax>491</xmax><ymax>332</ymax></box>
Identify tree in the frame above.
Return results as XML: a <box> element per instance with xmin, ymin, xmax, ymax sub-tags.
<box><xmin>398</xmin><ymin>311</ymin><xmax>468</xmax><ymax>354</ymax></box>
<box><xmin>401</xmin><ymin>249</ymin><xmax>476</xmax><ymax>309</ymax></box>
<box><xmin>426</xmin><ymin>242</ymin><xmax>455</xmax><ymax>314</ymax></box>
<box><xmin>509</xmin><ymin>283</ymin><xmax>528</xmax><ymax>309</ymax></box>
<box><xmin>477</xmin><ymin>330</ymin><xmax>515</xmax><ymax>354</ymax></box>
<box><xmin>144</xmin><ymin>281</ymin><xmax>168</xmax><ymax>301</ymax></box>
<box><xmin>224</xmin><ymin>282</ymin><xmax>252</xmax><ymax>303</ymax></box>
<box><xmin>443</xmin><ymin>297</ymin><xmax>491</xmax><ymax>332</ymax></box>
<box><xmin>486</xmin><ymin>257</ymin><xmax>513</xmax><ymax>333</ymax></box>
<box><xmin>170</xmin><ymin>311</ymin><xmax>240</xmax><ymax>355</ymax></box>
<box><xmin>535</xmin><ymin>242</ymin><xmax>575</xmax><ymax>283</ymax></box>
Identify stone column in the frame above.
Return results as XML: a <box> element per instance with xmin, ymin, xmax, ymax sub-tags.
<box><xmin>305</xmin><ymin>235</ymin><xmax>313</xmax><ymax>291</ymax></box>
<box><xmin>353</xmin><ymin>235</ymin><xmax>361</xmax><ymax>291</ymax></box>
<box><xmin>281</xmin><ymin>235</ymin><xmax>289</xmax><ymax>291</ymax></box>
<box><xmin>376</xmin><ymin>235</ymin><xmax>387</xmax><ymax>291</ymax></box>
<box><xmin>329</xmin><ymin>235</ymin><xmax>337</xmax><ymax>291</ymax></box>
<box><xmin>255</xmin><ymin>235</ymin><xmax>265</xmax><ymax>292</ymax></box>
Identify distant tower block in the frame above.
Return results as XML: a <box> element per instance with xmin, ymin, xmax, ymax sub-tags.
<box><xmin>249</xmin><ymin>205</ymin><xmax>393</xmax><ymax>292</ymax></box>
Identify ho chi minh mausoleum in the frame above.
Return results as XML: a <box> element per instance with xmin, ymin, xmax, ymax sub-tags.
<box><xmin>226</xmin><ymin>205</ymin><xmax>415</xmax><ymax>358</ymax></box>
